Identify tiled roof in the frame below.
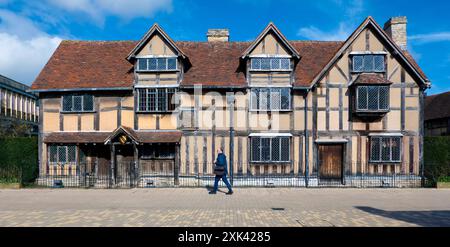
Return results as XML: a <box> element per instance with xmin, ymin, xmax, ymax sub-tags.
<box><xmin>31</xmin><ymin>40</ymin><xmax>343</xmax><ymax>90</ymax></box>
<box><xmin>425</xmin><ymin>91</ymin><xmax>450</xmax><ymax>121</ymax></box>
<box><xmin>43</xmin><ymin>130</ymin><xmax>182</xmax><ymax>144</ymax></box>
<box><xmin>31</xmin><ymin>41</ymin><xmax>136</xmax><ymax>91</ymax></box>
<box><xmin>352</xmin><ymin>73</ymin><xmax>393</xmax><ymax>85</ymax></box>
<box><xmin>43</xmin><ymin>132</ymin><xmax>111</xmax><ymax>143</ymax></box>
<box><xmin>30</xmin><ymin>39</ymin><xmax>424</xmax><ymax>90</ymax></box>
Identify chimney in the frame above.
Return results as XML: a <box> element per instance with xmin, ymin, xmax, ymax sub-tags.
<box><xmin>384</xmin><ymin>16</ymin><xmax>408</xmax><ymax>50</ymax></box>
<box><xmin>206</xmin><ymin>29</ymin><xmax>229</xmax><ymax>42</ymax></box>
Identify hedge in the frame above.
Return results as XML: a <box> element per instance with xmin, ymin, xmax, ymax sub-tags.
<box><xmin>0</xmin><ymin>137</ymin><xmax>38</xmax><ymax>185</ymax></box>
<box><xmin>424</xmin><ymin>136</ymin><xmax>450</xmax><ymax>184</ymax></box>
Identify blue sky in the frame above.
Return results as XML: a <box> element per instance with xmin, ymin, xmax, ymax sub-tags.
<box><xmin>0</xmin><ymin>0</ymin><xmax>449</xmax><ymax>95</ymax></box>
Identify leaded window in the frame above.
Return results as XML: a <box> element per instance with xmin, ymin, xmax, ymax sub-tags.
<box><xmin>137</xmin><ymin>57</ymin><xmax>178</xmax><ymax>71</ymax></box>
<box><xmin>352</xmin><ymin>55</ymin><xmax>385</xmax><ymax>72</ymax></box>
<box><xmin>49</xmin><ymin>145</ymin><xmax>77</xmax><ymax>164</ymax></box>
<box><xmin>251</xmin><ymin>137</ymin><xmax>290</xmax><ymax>162</ymax></box>
<box><xmin>137</xmin><ymin>88</ymin><xmax>176</xmax><ymax>112</ymax></box>
<box><xmin>62</xmin><ymin>95</ymin><xmax>94</xmax><ymax>112</ymax></box>
<box><xmin>251</xmin><ymin>88</ymin><xmax>291</xmax><ymax>111</ymax></box>
<box><xmin>356</xmin><ymin>86</ymin><xmax>389</xmax><ymax>112</ymax></box>
<box><xmin>251</xmin><ymin>58</ymin><xmax>291</xmax><ymax>70</ymax></box>
<box><xmin>370</xmin><ymin>136</ymin><xmax>401</xmax><ymax>163</ymax></box>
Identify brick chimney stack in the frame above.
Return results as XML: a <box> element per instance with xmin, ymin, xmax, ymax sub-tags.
<box><xmin>207</xmin><ymin>29</ymin><xmax>229</xmax><ymax>42</ymax></box>
<box><xmin>384</xmin><ymin>16</ymin><xmax>408</xmax><ymax>50</ymax></box>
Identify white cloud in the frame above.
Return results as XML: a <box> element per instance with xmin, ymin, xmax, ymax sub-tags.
<box><xmin>47</xmin><ymin>0</ymin><xmax>173</xmax><ymax>24</ymax></box>
<box><xmin>410</xmin><ymin>32</ymin><xmax>450</xmax><ymax>44</ymax></box>
<box><xmin>0</xmin><ymin>11</ymin><xmax>62</xmax><ymax>85</ymax></box>
<box><xmin>298</xmin><ymin>0</ymin><xmax>365</xmax><ymax>41</ymax></box>
<box><xmin>298</xmin><ymin>22</ymin><xmax>352</xmax><ymax>41</ymax></box>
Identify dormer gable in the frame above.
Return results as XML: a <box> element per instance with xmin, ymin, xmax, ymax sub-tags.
<box><xmin>311</xmin><ymin>16</ymin><xmax>430</xmax><ymax>89</ymax></box>
<box><xmin>127</xmin><ymin>23</ymin><xmax>187</xmax><ymax>62</ymax></box>
<box><xmin>241</xmin><ymin>22</ymin><xmax>300</xmax><ymax>59</ymax></box>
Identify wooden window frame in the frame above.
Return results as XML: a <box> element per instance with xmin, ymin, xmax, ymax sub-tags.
<box><xmin>369</xmin><ymin>136</ymin><xmax>402</xmax><ymax>163</ymax></box>
<box><xmin>61</xmin><ymin>94</ymin><xmax>95</xmax><ymax>113</ymax></box>
<box><xmin>136</xmin><ymin>88</ymin><xmax>177</xmax><ymax>113</ymax></box>
<box><xmin>250</xmin><ymin>136</ymin><xmax>291</xmax><ymax>163</ymax></box>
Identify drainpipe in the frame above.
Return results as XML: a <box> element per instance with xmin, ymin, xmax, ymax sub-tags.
<box><xmin>304</xmin><ymin>91</ymin><xmax>309</xmax><ymax>187</ymax></box>
<box><xmin>228</xmin><ymin>92</ymin><xmax>235</xmax><ymax>185</ymax></box>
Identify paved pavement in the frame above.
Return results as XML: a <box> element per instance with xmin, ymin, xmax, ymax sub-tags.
<box><xmin>0</xmin><ymin>188</ymin><xmax>449</xmax><ymax>227</ymax></box>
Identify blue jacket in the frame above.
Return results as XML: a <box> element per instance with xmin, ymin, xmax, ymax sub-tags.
<box><xmin>215</xmin><ymin>153</ymin><xmax>228</xmax><ymax>175</ymax></box>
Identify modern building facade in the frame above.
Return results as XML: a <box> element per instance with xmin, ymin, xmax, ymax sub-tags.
<box><xmin>0</xmin><ymin>74</ymin><xmax>39</xmax><ymax>136</ymax></box>
<box><xmin>425</xmin><ymin>91</ymin><xmax>450</xmax><ymax>136</ymax></box>
<box><xmin>31</xmin><ymin>16</ymin><xmax>430</xmax><ymax>187</ymax></box>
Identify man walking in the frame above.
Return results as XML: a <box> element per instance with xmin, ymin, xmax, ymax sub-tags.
<box><xmin>209</xmin><ymin>147</ymin><xmax>233</xmax><ymax>195</ymax></box>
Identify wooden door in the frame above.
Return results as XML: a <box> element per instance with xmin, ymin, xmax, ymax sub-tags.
<box><xmin>318</xmin><ymin>144</ymin><xmax>343</xmax><ymax>180</ymax></box>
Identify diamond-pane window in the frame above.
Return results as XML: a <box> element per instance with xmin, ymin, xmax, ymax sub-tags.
<box><xmin>83</xmin><ymin>95</ymin><xmax>94</xmax><ymax>111</ymax></box>
<box><xmin>370</xmin><ymin>136</ymin><xmax>402</xmax><ymax>163</ymax></box>
<box><xmin>280</xmin><ymin>138</ymin><xmax>290</xmax><ymax>161</ymax></box>
<box><xmin>271</xmin><ymin>138</ymin><xmax>280</xmax><ymax>161</ymax></box>
<box><xmin>271</xmin><ymin>58</ymin><xmax>281</xmax><ymax>70</ymax></box>
<box><xmin>356</xmin><ymin>86</ymin><xmax>389</xmax><ymax>112</ymax></box>
<box><xmin>148</xmin><ymin>58</ymin><xmax>157</xmax><ymax>70</ymax></box>
<box><xmin>138</xmin><ymin>59</ymin><xmax>148</xmax><ymax>70</ymax></box>
<box><xmin>138</xmin><ymin>57</ymin><xmax>177</xmax><ymax>71</ymax></box>
<box><xmin>251</xmin><ymin>137</ymin><xmax>261</xmax><ymax>162</ymax></box>
<box><xmin>391</xmin><ymin>137</ymin><xmax>401</xmax><ymax>161</ymax></box>
<box><xmin>374</xmin><ymin>55</ymin><xmax>385</xmax><ymax>72</ymax></box>
<box><xmin>357</xmin><ymin>86</ymin><xmax>368</xmax><ymax>110</ymax></box>
<box><xmin>259</xmin><ymin>89</ymin><xmax>269</xmax><ymax>111</ymax></box>
<box><xmin>270</xmin><ymin>89</ymin><xmax>281</xmax><ymax>110</ymax></box>
<box><xmin>138</xmin><ymin>88</ymin><xmax>177</xmax><ymax>112</ymax></box>
<box><xmin>379</xmin><ymin>86</ymin><xmax>389</xmax><ymax>110</ymax></box>
<box><xmin>368</xmin><ymin>86</ymin><xmax>379</xmax><ymax>110</ymax></box>
<box><xmin>167</xmin><ymin>58</ymin><xmax>177</xmax><ymax>70</ymax></box>
<box><xmin>251</xmin><ymin>88</ymin><xmax>291</xmax><ymax>111</ymax></box>
<box><xmin>370</xmin><ymin>137</ymin><xmax>381</xmax><ymax>161</ymax></box>
<box><xmin>353</xmin><ymin>55</ymin><xmax>364</xmax><ymax>72</ymax></box>
<box><xmin>251</xmin><ymin>58</ymin><xmax>261</xmax><ymax>70</ymax></box>
<box><xmin>251</xmin><ymin>136</ymin><xmax>290</xmax><ymax>162</ymax></box>
<box><xmin>280</xmin><ymin>58</ymin><xmax>290</xmax><ymax>70</ymax></box>
<box><xmin>156</xmin><ymin>58</ymin><xmax>165</xmax><ymax>70</ymax></box>
<box><xmin>281</xmin><ymin>88</ymin><xmax>290</xmax><ymax>110</ymax></box>
<box><xmin>260</xmin><ymin>138</ymin><xmax>271</xmax><ymax>161</ymax></box>
<box><xmin>353</xmin><ymin>55</ymin><xmax>386</xmax><ymax>72</ymax></box>
<box><xmin>62</xmin><ymin>96</ymin><xmax>72</xmax><ymax>112</ymax></box>
<box><xmin>72</xmin><ymin>96</ymin><xmax>83</xmax><ymax>112</ymax></box>
<box><xmin>261</xmin><ymin>58</ymin><xmax>270</xmax><ymax>70</ymax></box>
<box><xmin>49</xmin><ymin>145</ymin><xmax>57</xmax><ymax>163</ymax></box>
<box><xmin>57</xmin><ymin>146</ymin><xmax>67</xmax><ymax>163</ymax></box>
<box><xmin>68</xmin><ymin>145</ymin><xmax>76</xmax><ymax>162</ymax></box>
<box><xmin>251</xmin><ymin>58</ymin><xmax>291</xmax><ymax>70</ymax></box>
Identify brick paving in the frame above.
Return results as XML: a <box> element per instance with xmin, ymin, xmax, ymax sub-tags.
<box><xmin>0</xmin><ymin>188</ymin><xmax>449</xmax><ymax>227</ymax></box>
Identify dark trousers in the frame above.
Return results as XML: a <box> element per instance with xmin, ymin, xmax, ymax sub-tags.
<box><xmin>213</xmin><ymin>174</ymin><xmax>233</xmax><ymax>192</ymax></box>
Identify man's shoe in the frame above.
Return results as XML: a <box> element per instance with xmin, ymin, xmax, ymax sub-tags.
<box><xmin>209</xmin><ymin>191</ymin><xmax>217</xmax><ymax>194</ymax></box>
<box><xmin>226</xmin><ymin>191</ymin><xmax>233</xmax><ymax>195</ymax></box>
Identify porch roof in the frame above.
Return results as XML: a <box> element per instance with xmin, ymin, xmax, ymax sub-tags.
<box><xmin>43</xmin><ymin>132</ymin><xmax>111</xmax><ymax>143</ymax></box>
<box><xmin>44</xmin><ymin>130</ymin><xmax>183</xmax><ymax>144</ymax></box>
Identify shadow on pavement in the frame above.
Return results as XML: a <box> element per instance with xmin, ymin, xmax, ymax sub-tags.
<box><xmin>355</xmin><ymin>206</ymin><xmax>450</xmax><ymax>227</ymax></box>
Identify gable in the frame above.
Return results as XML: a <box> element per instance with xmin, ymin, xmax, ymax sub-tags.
<box><xmin>311</xmin><ymin>17</ymin><xmax>430</xmax><ymax>89</ymax></box>
<box><xmin>127</xmin><ymin>24</ymin><xmax>186</xmax><ymax>61</ymax></box>
<box><xmin>250</xmin><ymin>32</ymin><xmax>290</xmax><ymax>56</ymax></box>
<box><xmin>242</xmin><ymin>23</ymin><xmax>300</xmax><ymax>59</ymax></box>
<box><xmin>136</xmin><ymin>33</ymin><xmax>177</xmax><ymax>57</ymax></box>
